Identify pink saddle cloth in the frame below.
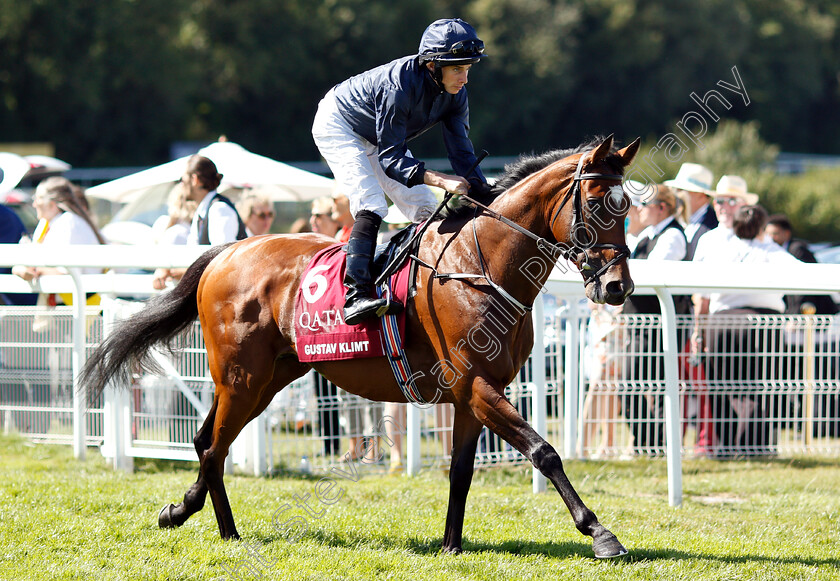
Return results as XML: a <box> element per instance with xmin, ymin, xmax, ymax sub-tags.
<box><xmin>294</xmin><ymin>243</ymin><xmax>410</xmax><ymax>362</ymax></box>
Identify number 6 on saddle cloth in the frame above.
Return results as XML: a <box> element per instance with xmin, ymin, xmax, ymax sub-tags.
<box><xmin>294</xmin><ymin>225</ymin><xmax>428</xmax><ymax>404</ymax></box>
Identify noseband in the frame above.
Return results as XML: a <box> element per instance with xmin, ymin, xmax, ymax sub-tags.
<box><xmin>461</xmin><ymin>153</ymin><xmax>629</xmax><ymax>290</ymax></box>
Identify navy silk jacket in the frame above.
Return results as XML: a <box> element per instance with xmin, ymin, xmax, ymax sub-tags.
<box><xmin>332</xmin><ymin>55</ymin><xmax>486</xmax><ymax>188</ymax></box>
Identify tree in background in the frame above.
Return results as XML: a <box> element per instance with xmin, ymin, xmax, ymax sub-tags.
<box><xmin>1</xmin><ymin>0</ymin><xmax>840</xmax><ymax>241</ymax></box>
<box><xmin>0</xmin><ymin>0</ymin><xmax>199</xmax><ymax>165</ymax></box>
<box><xmin>186</xmin><ymin>0</ymin><xmax>436</xmax><ymax>162</ymax></box>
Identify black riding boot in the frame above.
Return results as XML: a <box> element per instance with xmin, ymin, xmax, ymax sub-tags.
<box><xmin>343</xmin><ymin>210</ymin><xmax>403</xmax><ymax>326</ymax></box>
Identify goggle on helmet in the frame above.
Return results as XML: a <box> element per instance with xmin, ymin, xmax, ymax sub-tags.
<box><xmin>418</xmin><ymin>18</ymin><xmax>487</xmax><ymax>66</ymax></box>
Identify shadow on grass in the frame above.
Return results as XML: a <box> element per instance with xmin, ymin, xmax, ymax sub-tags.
<box><xmin>621</xmin><ymin>547</ymin><xmax>840</xmax><ymax>569</ymax></box>
<box><xmin>134</xmin><ymin>457</ymin><xmax>198</xmax><ymax>474</ymax></box>
<box><xmin>248</xmin><ymin>528</ymin><xmax>840</xmax><ymax>569</ymax></box>
<box><xmin>249</xmin><ymin>528</ymin><xmax>600</xmax><ymax>560</ymax></box>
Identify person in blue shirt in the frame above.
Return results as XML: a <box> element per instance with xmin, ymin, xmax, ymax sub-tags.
<box><xmin>312</xmin><ymin>17</ymin><xmax>491</xmax><ymax>325</ymax></box>
<box><xmin>0</xmin><ymin>203</ymin><xmax>26</xmax><ymax>245</ymax></box>
<box><xmin>1</xmin><ymin>203</ymin><xmax>36</xmax><ymax>305</ymax></box>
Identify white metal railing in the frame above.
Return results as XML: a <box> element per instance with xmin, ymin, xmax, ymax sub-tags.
<box><xmin>0</xmin><ymin>244</ymin><xmax>204</xmax><ymax>467</ymax></box>
<box><xmin>2</xmin><ymin>244</ymin><xmax>840</xmax><ymax>505</ymax></box>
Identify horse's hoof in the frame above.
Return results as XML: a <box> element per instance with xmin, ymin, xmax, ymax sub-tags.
<box><xmin>441</xmin><ymin>546</ymin><xmax>462</xmax><ymax>555</ymax></box>
<box><xmin>592</xmin><ymin>531</ymin><xmax>628</xmax><ymax>559</ymax></box>
<box><xmin>158</xmin><ymin>504</ymin><xmax>177</xmax><ymax>529</ymax></box>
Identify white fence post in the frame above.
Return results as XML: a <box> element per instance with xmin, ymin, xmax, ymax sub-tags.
<box><xmin>101</xmin><ymin>297</ymin><xmax>133</xmax><ymax>471</ymax></box>
<box><xmin>406</xmin><ymin>404</ymin><xmax>421</xmax><ymax>476</ymax></box>
<box><xmin>577</xmin><ymin>313</ymin><xmax>588</xmax><ymax>457</ymax></box>
<box><xmin>249</xmin><ymin>414</ymin><xmax>267</xmax><ymax>476</ymax></box>
<box><xmin>68</xmin><ymin>268</ymin><xmax>86</xmax><ymax>460</ymax></box>
<box><xmin>113</xmin><ymin>387</ymin><xmax>134</xmax><ymax>472</ymax></box>
<box><xmin>531</xmin><ymin>293</ymin><xmax>547</xmax><ymax>493</ymax></box>
<box><xmin>655</xmin><ymin>287</ymin><xmax>682</xmax><ymax>507</ymax></box>
<box><xmin>563</xmin><ymin>300</ymin><xmax>581</xmax><ymax>459</ymax></box>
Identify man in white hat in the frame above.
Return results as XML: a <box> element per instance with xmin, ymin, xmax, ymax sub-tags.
<box><xmin>689</xmin><ymin>176</ymin><xmax>768</xmax><ymax>456</ymax></box>
<box><xmin>692</xmin><ymin>174</ymin><xmax>759</xmax><ymax>263</ymax></box>
<box><xmin>691</xmin><ymin>175</ymin><xmax>763</xmax><ymax>369</ymax></box>
<box><xmin>664</xmin><ymin>162</ymin><xmax>717</xmax><ymax>259</ymax></box>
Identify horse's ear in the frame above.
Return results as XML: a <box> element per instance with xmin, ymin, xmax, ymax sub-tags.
<box><xmin>589</xmin><ymin>134</ymin><xmax>615</xmax><ymax>163</ymax></box>
<box><xmin>616</xmin><ymin>137</ymin><xmax>641</xmax><ymax>167</ymax></box>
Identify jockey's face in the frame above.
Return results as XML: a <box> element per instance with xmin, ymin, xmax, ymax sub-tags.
<box><xmin>427</xmin><ymin>62</ymin><xmax>471</xmax><ymax>94</ymax></box>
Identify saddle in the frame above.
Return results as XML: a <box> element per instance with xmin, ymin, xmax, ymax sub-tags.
<box><xmin>294</xmin><ymin>226</ymin><xmax>419</xmax><ymax>363</ymax></box>
<box><xmin>371</xmin><ymin>223</ymin><xmax>420</xmax><ymax>293</ymax></box>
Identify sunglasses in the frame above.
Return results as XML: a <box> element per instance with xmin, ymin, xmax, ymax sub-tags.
<box><xmin>253</xmin><ymin>211</ymin><xmax>275</xmax><ymax>220</ymax></box>
<box><xmin>714</xmin><ymin>197</ymin><xmax>741</xmax><ymax>207</ymax></box>
<box><xmin>448</xmin><ymin>39</ymin><xmax>485</xmax><ymax>57</ymax></box>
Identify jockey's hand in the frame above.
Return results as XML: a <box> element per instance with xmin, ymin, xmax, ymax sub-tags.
<box><xmin>468</xmin><ymin>180</ymin><xmax>494</xmax><ymax>197</ymax></box>
<box><xmin>423</xmin><ymin>170</ymin><xmax>470</xmax><ymax>197</ymax></box>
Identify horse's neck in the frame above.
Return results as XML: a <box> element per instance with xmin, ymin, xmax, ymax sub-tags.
<box><xmin>474</xmin><ymin>179</ymin><xmax>569</xmax><ymax>309</ymax></box>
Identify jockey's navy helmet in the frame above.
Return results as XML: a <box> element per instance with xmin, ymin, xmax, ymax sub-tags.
<box><xmin>418</xmin><ymin>18</ymin><xmax>486</xmax><ymax>66</ymax></box>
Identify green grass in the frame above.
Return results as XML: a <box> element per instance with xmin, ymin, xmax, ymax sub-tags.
<box><xmin>1</xmin><ymin>435</ymin><xmax>839</xmax><ymax>580</ymax></box>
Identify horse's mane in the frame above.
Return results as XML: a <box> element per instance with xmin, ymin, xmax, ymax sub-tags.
<box><xmin>442</xmin><ymin>136</ymin><xmax>624</xmax><ymax>221</ymax></box>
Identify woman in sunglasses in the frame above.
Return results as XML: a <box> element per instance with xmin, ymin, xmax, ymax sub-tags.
<box><xmin>236</xmin><ymin>191</ymin><xmax>275</xmax><ymax>237</ymax></box>
<box><xmin>311</xmin><ymin>17</ymin><xmax>492</xmax><ymax>325</ymax></box>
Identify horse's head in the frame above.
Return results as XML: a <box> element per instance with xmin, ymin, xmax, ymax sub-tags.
<box><xmin>549</xmin><ymin>135</ymin><xmax>640</xmax><ymax>305</ymax></box>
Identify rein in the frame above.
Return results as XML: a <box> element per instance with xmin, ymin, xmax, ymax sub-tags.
<box><xmin>461</xmin><ymin>154</ymin><xmax>630</xmax><ymax>285</ymax></box>
<box><xmin>413</xmin><ymin>154</ymin><xmax>630</xmax><ymax>312</ymax></box>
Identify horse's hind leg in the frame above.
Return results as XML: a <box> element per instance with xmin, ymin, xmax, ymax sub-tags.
<box><xmin>158</xmin><ymin>353</ymin><xmax>309</xmax><ymax>539</ymax></box>
<box><xmin>470</xmin><ymin>379</ymin><xmax>627</xmax><ymax>558</ymax></box>
<box><xmin>203</xmin><ymin>358</ymin><xmax>310</xmax><ymax>539</ymax></box>
<box><xmin>158</xmin><ymin>397</ymin><xmax>218</xmax><ymax>529</ymax></box>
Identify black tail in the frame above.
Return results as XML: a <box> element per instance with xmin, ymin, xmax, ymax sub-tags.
<box><xmin>80</xmin><ymin>244</ymin><xmax>233</xmax><ymax>401</ymax></box>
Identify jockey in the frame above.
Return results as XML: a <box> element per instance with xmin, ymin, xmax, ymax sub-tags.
<box><xmin>312</xmin><ymin>17</ymin><xmax>490</xmax><ymax>325</ymax></box>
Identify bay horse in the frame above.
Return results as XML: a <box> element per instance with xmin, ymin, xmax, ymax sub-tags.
<box><xmin>81</xmin><ymin>135</ymin><xmax>640</xmax><ymax>558</ymax></box>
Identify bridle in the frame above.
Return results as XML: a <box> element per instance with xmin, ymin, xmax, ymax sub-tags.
<box><xmin>547</xmin><ymin>153</ymin><xmax>631</xmax><ymax>284</ymax></box>
<box><xmin>459</xmin><ymin>153</ymin><xmax>630</xmax><ymax>289</ymax></box>
<box><xmin>412</xmin><ymin>152</ymin><xmax>630</xmax><ymax>313</ymax></box>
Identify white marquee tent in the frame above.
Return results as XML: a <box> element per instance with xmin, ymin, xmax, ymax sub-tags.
<box><xmin>85</xmin><ymin>141</ymin><xmax>334</xmax><ymax>204</ymax></box>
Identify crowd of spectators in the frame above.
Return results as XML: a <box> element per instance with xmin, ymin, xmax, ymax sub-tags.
<box><xmin>583</xmin><ymin>162</ymin><xmax>839</xmax><ymax>459</ymax></box>
<box><xmin>2</xmin><ymin>153</ymin><xmax>838</xmax><ymax>464</ymax></box>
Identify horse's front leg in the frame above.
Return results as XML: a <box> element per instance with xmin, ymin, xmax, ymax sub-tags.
<box><xmin>441</xmin><ymin>409</ymin><xmax>484</xmax><ymax>554</ymax></box>
<box><xmin>471</xmin><ymin>378</ymin><xmax>627</xmax><ymax>558</ymax></box>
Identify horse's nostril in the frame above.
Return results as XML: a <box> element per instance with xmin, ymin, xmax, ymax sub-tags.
<box><xmin>604</xmin><ymin>280</ymin><xmax>624</xmax><ymax>298</ymax></box>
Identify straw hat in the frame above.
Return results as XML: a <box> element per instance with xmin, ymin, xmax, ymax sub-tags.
<box><xmin>663</xmin><ymin>162</ymin><xmax>713</xmax><ymax>194</ymax></box>
<box><xmin>713</xmin><ymin>175</ymin><xmax>759</xmax><ymax>205</ymax></box>
<box><xmin>623</xmin><ymin>179</ymin><xmax>655</xmax><ymax>207</ymax></box>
